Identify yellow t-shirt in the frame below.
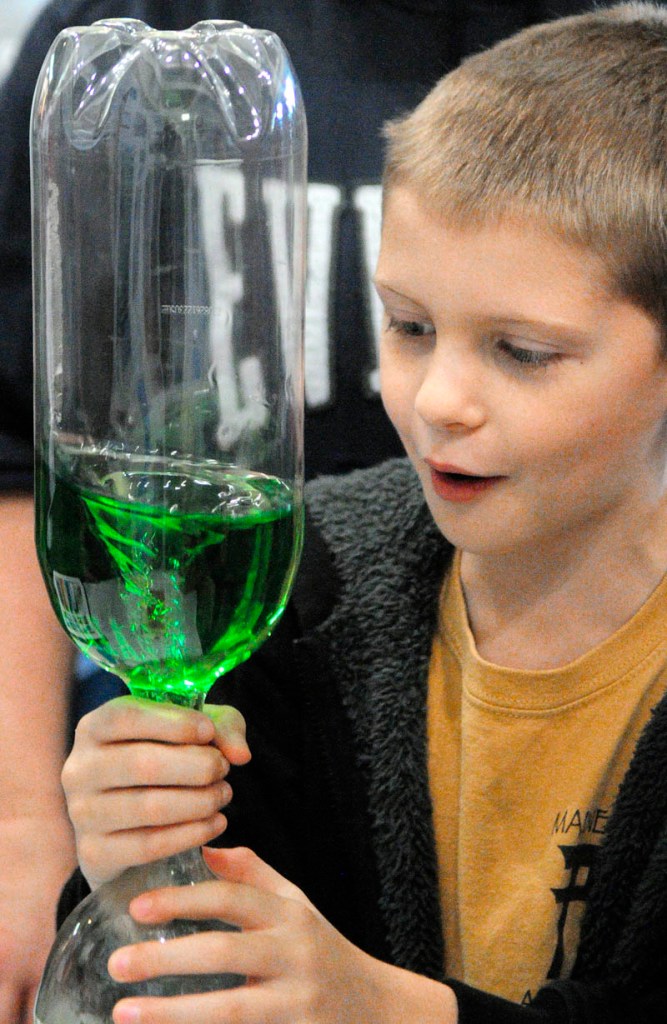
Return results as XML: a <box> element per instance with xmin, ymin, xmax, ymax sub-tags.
<box><xmin>427</xmin><ymin>553</ymin><xmax>667</xmax><ymax>1006</ymax></box>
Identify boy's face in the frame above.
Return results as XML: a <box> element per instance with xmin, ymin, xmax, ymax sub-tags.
<box><xmin>376</xmin><ymin>186</ymin><xmax>667</xmax><ymax>558</ymax></box>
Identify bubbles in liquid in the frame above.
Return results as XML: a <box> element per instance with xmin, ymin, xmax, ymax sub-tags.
<box><xmin>99</xmin><ymin>464</ymin><xmax>284</xmax><ymax>516</ymax></box>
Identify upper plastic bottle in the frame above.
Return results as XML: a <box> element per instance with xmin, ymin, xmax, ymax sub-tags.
<box><xmin>32</xmin><ymin>18</ymin><xmax>305</xmax><ymax>158</ymax></box>
<box><xmin>31</xmin><ymin>19</ymin><xmax>307</xmax><ymax>479</ymax></box>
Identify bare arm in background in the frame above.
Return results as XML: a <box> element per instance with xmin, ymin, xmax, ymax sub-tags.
<box><xmin>0</xmin><ymin>494</ymin><xmax>77</xmax><ymax>1024</ymax></box>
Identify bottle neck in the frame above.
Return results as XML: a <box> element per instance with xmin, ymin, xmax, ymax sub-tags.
<box><xmin>127</xmin><ymin>687</ymin><xmax>206</xmax><ymax>711</ymax></box>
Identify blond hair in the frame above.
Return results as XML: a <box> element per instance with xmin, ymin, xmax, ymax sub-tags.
<box><xmin>384</xmin><ymin>2</ymin><xmax>667</xmax><ymax>339</ymax></box>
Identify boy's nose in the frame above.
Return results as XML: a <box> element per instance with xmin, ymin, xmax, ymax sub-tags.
<box><xmin>414</xmin><ymin>351</ymin><xmax>486</xmax><ymax>432</ymax></box>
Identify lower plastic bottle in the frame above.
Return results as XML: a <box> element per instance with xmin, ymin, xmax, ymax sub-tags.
<box><xmin>34</xmin><ymin>847</ymin><xmax>243</xmax><ymax>1024</ymax></box>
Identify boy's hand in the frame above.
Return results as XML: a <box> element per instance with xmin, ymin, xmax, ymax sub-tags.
<box><xmin>61</xmin><ymin>696</ymin><xmax>251</xmax><ymax>890</ymax></box>
<box><xmin>108</xmin><ymin>847</ymin><xmax>459</xmax><ymax>1024</ymax></box>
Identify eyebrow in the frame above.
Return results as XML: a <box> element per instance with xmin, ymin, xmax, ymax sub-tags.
<box><xmin>374</xmin><ymin>281</ymin><xmax>411</xmax><ymax>300</ymax></box>
<box><xmin>484</xmin><ymin>315</ymin><xmax>592</xmax><ymax>343</ymax></box>
<box><xmin>374</xmin><ymin>281</ymin><xmax>594</xmax><ymax>345</ymax></box>
<box><xmin>373</xmin><ymin>281</ymin><xmax>427</xmax><ymax>314</ymax></box>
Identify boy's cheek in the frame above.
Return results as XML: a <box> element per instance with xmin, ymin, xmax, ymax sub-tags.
<box><xmin>379</xmin><ymin>366</ymin><xmax>411</xmax><ymax>440</ymax></box>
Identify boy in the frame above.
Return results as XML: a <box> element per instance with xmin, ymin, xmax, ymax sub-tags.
<box><xmin>58</xmin><ymin>3</ymin><xmax>667</xmax><ymax>1021</ymax></box>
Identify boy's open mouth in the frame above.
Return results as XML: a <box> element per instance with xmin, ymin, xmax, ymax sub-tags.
<box><xmin>442</xmin><ymin>470</ymin><xmax>483</xmax><ymax>482</ymax></box>
<box><xmin>427</xmin><ymin>463</ymin><xmax>504</xmax><ymax>503</ymax></box>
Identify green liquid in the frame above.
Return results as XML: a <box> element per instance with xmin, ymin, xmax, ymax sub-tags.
<box><xmin>36</xmin><ymin>453</ymin><xmax>302</xmax><ymax>701</ymax></box>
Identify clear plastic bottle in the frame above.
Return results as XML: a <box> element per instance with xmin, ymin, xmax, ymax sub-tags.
<box><xmin>31</xmin><ymin>18</ymin><xmax>306</xmax><ymax>1023</ymax></box>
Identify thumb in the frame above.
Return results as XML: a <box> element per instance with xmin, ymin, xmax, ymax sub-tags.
<box><xmin>204</xmin><ymin>703</ymin><xmax>251</xmax><ymax>765</ymax></box>
<box><xmin>202</xmin><ymin>846</ymin><xmax>307</xmax><ymax>904</ymax></box>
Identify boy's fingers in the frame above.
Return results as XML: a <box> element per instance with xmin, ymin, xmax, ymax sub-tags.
<box><xmin>89</xmin><ymin>741</ymin><xmax>229</xmax><ymax>791</ymax></box>
<box><xmin>79</xmin><ymin>814</ymin><xmax>228</xmax><ymax>884</ymax></box>
<box><xmin>204</xmin><ymin>705</ymin><xmax>251</xmax><ymax>764</ymax></box>
<box><xmin>129</xmin><ymin>879</ymin><xmax>287</xmax><ymax>931</ymax></box>
<box><xmin>203</xmin><ymin>846</ymin><xmax>304</xmax><ymax>902</ymax></box>
<box><xmin>109</xmin><ymin>928</ymin><xmax>281</xmax><ymax>983</ymax></box>
<box><xmin>113</xmin><ymin>987</ymin><xmax>275</xmax><ymax>1024</ymax></box>
<box><xmin>128</xmin><ymin>848</ymin><xmax>313</xmax><ymax>929</ymax></box>
<box><xmin>77</xmin><ymin>778</ymin><xmax>232</xmax><ymax>831</ymax></box>
<box><xmin>77</xmin><ymin>696</ymin><xmax>215</xmax><ymax>746</ymax></box>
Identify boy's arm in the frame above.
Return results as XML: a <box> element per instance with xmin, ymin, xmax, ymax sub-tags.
<box><xmin>0</xmin><ymin>493</ymin><xmax>77</xmax><ymax>1024</ymax></box>
<box><xmin>107</xmin><ymin>847</ymin><xmax>659</xmax><ymax>1024</ymax></box>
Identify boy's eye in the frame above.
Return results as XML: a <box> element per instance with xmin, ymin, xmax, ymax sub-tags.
<box><xmin>385</xmin><ymin>315</ymin><xmax>435</xmax><ymax>339</ymax></box>
<box><xmin>497</xmin><ymin>338</ymin><xmax>559</xmax><ymax>369</ymax></box>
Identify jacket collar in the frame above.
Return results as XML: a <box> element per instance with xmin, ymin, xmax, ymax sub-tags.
<box><xmin>304</xmin><ymin>459</ymin><xmax>453</xmax><ymax>977</ymax></box>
